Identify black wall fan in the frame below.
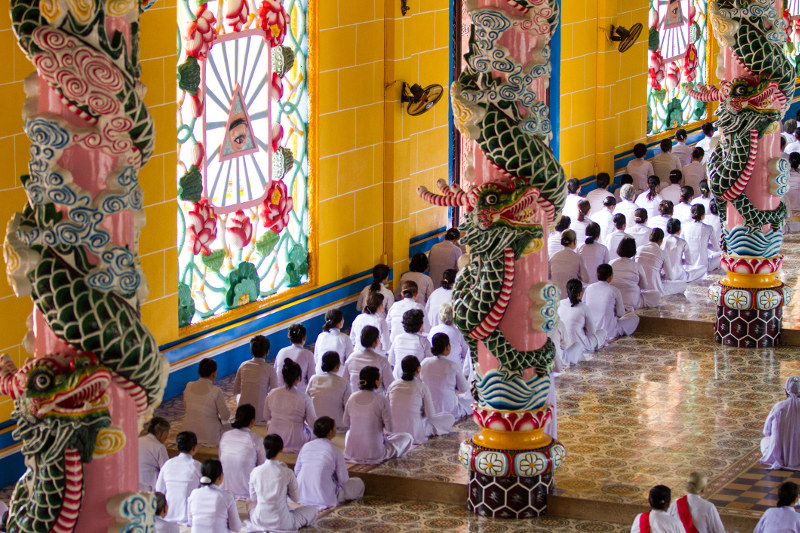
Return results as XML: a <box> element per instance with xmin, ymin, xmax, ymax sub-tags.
<box><xmin>610</xmin><ymin>23</ymin><xmax>642</xmax><ymax>53</ymax></box>
<box><xmin>401</xmin><ymin>82</ymin><xmax>444</xmax><ymax>116</ymax></box>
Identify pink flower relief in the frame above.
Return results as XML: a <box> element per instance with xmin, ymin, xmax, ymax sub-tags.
<box><xmin>259</xmin><ymin>180</ymin><xmax>293</xmax><ymax>233</ymax></box>
<box><xmin>226</xmin><ymin>210</ymin><xmax>253</xmax><ymax>250</ymax></box>
<box><xmin>185</xmin><ymin>3</ymin><xmax>217</xmax><ymax>61</ymax></box>
<box><xmin>683</xmin><ymin>43</ymin><xmax>698</xmax><ymax>82</ymax></box>
<box><xmin>258</xmin><ymin>0</ymin><xmax>290</xmax><ymax>47</ymax></box>
<box><xmin>225</xmin><ymin>0</ymin><xmax>249</xmax><ymax>32</ymax></box>
<box><xmin>188</xmin><ymin>199</ymin><xmax>218</xmax><ymax>255</ymax></box>
<box><xmin>270</xmin><ymin>72</ymin><xmax>284</xmax><ymax>100</ymax></box>
<box><xmin>648</xmin><ymin>50</ymin><xmax>665</xmax><ymax>90</ymax></box>
<box><xmin>271</xmin><ymin>123</ymin><xmax>283</xmax><ymax>152</ymax></box>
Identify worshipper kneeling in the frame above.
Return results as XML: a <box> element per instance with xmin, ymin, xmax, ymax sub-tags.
<box><xmin>138</xmin><ymin>417</ymin><xmax>170</xmax><ymax>492</ymax></box>
<box><xmin>275</xmin><ymin>323</ymin><xmax>315</xmax><ymax>391</ymax></box>
<box><xmin>155</xmin><ymin>431</ymin><xmax>201</xmax><ymax>526</ymax></box>
<box><xmin>295</xmin><ymin>416</ymin><xmax>365</xmax><ymax>510</ymax></box>
<box><xmin>631</xmin><ymin>485</ymin><xmax>686</xmax><ymax>533</ymax></box>
<box><xmin>307</xmin><ymin>351</ymin><xmax>352</xmax><ymax>430</ymax></box>
<box><xmin>344</xmin><ymin>326</ymin><xmax>394</xmax><ymax>394</ymax></box>
<box><xmin>388</xmin><ymin>309</ymin><xmax>432</xmax><ymax>380</ymax></box>
<box><xmin>761</xmin><ymin>376</ymin><xmax>800</xmax><ymax>471</ymax></box>
<box><xmin>313</xmin><ymin>308</ymin><xmax>353</xmax><ymax>374</ymax></box>
<box><xmin>187</xmin><ymin>459</ymin><xmax>242</xmax><ymax>533</ymax></box>
<box><xmin>343</xmin><ymin>366</ymin><xmax>414</xmax><ymax>464</ymax></box>
<box><xmin>610</xmin><ymin>237</ymin><xmax>660</xmax><ymax>311</ymax></box>
<box><xmin>667</xmin><ymin>471</ymin><xmax>725</xmax><ymax>533</ymax></box>
<box><xmin>584</xmin><ymin>264</ymin><xmax>639</xmax><ymax>343</ymax></box>
<box><xmin>636</xmin><ymin>229</ymin><xmax>688</xmax><ymax>298</ymax></box>
<box><xmin>350</xmin><ymin>291</ymin><xmax>390</xmax><ymax>354</ymax></box>
<box><xmin>248</xmin><ymin>434</ymin><xmax>317</xmax><ymax>532</ymax></box>
<box><xmin>421</xmin><ymin>332</ymin><xmax>471</xmax><ymax>419</ymax></box>
<box><xmin>219</xmin><ymin>404</ymin><xmax>265</xmax><ymax>500</ymax></box>
<box><xmin>183</xmin><ymin>358</ymin><xmax>230</xmax><ymax>447</ymax></box>
<box><xmin>233</xmin><ymin>335</ymin><xmax>277</xmax><ymax>425</ymax></box>
<box><xmin>753</xmin><ymin>481</ymin><xmax>800</xmax><ymax>533</ymax></box>
<box><xmin>556</xmin><ymin>279</ymin><xmax>606</xmax><ymax>365</ymax></box>
<box><xmin>387</xmin><ymin>281</ymin><xmax>428</xmax><ymax>342</ymax></box>
<box><xmin>264</xmin><ymin>359</ymin><xmax>316</xmax><ymax>453</ymax></box>
<box><xmin>153</xmin><ymin>492</ymin><xmax>179</xmax><ymax>533</ymax></box>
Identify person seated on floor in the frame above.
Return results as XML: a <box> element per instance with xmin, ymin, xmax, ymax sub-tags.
<box><xmin>218</xmin><ymin>404</ymin><xmax>265</xmax><ymax>501</ymax></box>
<box><xmin>662</xmin><ymin>218</ymin><xmax>703</xmax><ymax>283</ymax></box>
<box><xmin>387</xmin><ymin>280</ymin><xmax>428</xmax><ymax>342</ymax></box>
<box><xmin>673</xmin><ymin>128</ymin><xmax>693</xmax><ymax>167</ymax></box>
<box><xmin>627</xmin><ymin>143</ymin><xmax>654</xmax><ymax>192</ymax></box>
<box><xmin>614</xmin><ymin>173</ymin><xmax>635</xmax><ymax>201</ymax></box>
<box><xmin>578</xmin><ymin>222</ymin><xmax>610</xmax><ymax>285</ymax></box>
<box><xmin>387</xmin><ymin>309</ymin><xmax>432</xmax><ymax>381</ymax></box>
<box><xmin>295</xmin><ymin>416</ymin><xmax>365</xmax><ymax>510</ymax></box>
<box><xmin>606</xmin><ymin>213</ymin><xmax>631</xmax><ymax>262</ymax></box>
<box><xmin>667</xmin><ymin>471</ymin><xmax>725</xmax><ymax>533</ymax></box>
<box><xmin>426</xmin><ymin>268</ymin><xmax>456</xmax><ymax>328</ymax></box>
<box><xmin>155</xmin><ymin>431</ymin><xmax>201</xmax><ymax>526</ymax></box>
<box><xmin>754</xmin><ymin>481</ymin><xmax>800</xmax><ymax>532</ymax></box>
<box><xmin>395</xmin><ymin>253</ymin><xmax>434</xmax><ymax>305</ymax></box>
<box><xmin>673</xmin><ymin>186</ymin><xmax>695</xmax><ymax>226</ymax></box>
<box><xmin>154</xmin><ymin>492</ymin><xmax>179</xmax><ymax>533</ymax></box>
<box><xmin>139</xmin><ymin>416</ymin><xmax>170</xmax><ymax>492</ymax></box>
<box><xmin>187</xmin><ymin>459</ymin><xmax>242</xmax><ymax>533</ymax></box>
<box><xmin>613</xmin><ymin>184</ymin><xmax>639</xmax><ymax>226</ymax></box>
<box><xmin>556</xmin><ymin>279</ymin><xmax>606</xmax><ymax>365</ymax></box>
<box><xmin>343</xmin><ymin>366</ymin><xmax>414</xmax><ymax>464</ymax></box>
<box><xmin>428</xmin><ymin>228</ymin><xmax>463</xmax><ymax>288</ymax></box>
<box><xmin>549</xmin><ymin>229</ymin><xmax>590</xmax><ymax>297</ymax></box>
<box><xmin>248</xmin><ymin>434</ymin><xmax>318</xmax><ymax>532</ymax></box>
<box><xmin>761</xmin><ymin>376</ymin><xmax>800</xmax><ymax>471</ymax></box>
<box><xmin>233</xmin><ymin>334</ymin><xmax>277</xmax><ymax>425</ymax></box>
<box><xmin>275</xmin><ymin>323</ymin><xmax>315</xmax><ymax>391</ymax></box>
<box><xmin>344</xmin><ymin>326</ymin><xmax>394</xmax><ymax>395</ymax></box>
<box><xmin>610</xmin><ymin>237</ymin><xmax>660</xmax><ymax>311</ymax></box>
<box><xmin>183</xmin><ymin>359</ymin><xmax>230</xmax><ymax>448</ymax></box>
<box><xmin>594</xmin><ymin>195</ymin><xmax>617</xmax><ymax>244</ymax></box>
<box><xmin>547</xmin><ymin>215</ymin><xmax>571</xmax><ymax>260</ymax></box>
<box><xmin>388</xmin><ymin>356</ymin><xmax>455</xmax><ymax>445</ymax></box>
<box><xmin>584</xmin><ymin>264</ymin><xmax>639</xmax><ymax>343</ymax></box>
<box><xmin>636</xmin><ymin>175</ymin><xmax>663</xmax><ymax>219</ymax></box>
<box><xmin>307</xmin><ymin>351</ymin><xmax>352</xmax><ymax>430</ymax></box>
<box><xmin>682</xmin><ymin>148</ymin><xmax>706</xmax><ymax>192</ymax></box>
<box><xmin>350</xmin><ymin>291</ymin><xmax>390</xmax><ymax>354</ymax></box>
<box><xmin>649</xmin><ymin>200</ymin><xmax>674</xmax><ymax>234</ymax></box>
<box><xmin>631</xmin><ymin>485</ymin><xmax>685</xmax><ymax>533</ymax></box>
<box><xmin>356</xmin><ymin>263</ymin><xmax>394</xmax><ymax>315</ymax></box>
<box><xmin>428</xmin><ymin>303</ymin><xmax>471</xmax><ymax>378</ymax></box>
<box><xmin>587</xmin><ymin>172</ymin><xmax>616</xmax><ymax>215</ymax></box>
<box><xmin>636</xmin><ymin>228</ymin><xmax>687</xmax><ymax>298</ymax></box>
<box><xmin>660</xmin><ymin>169</ymin><xmax>683</xmax><ymax>205</ymax></box>
<box><xmin>561</xmin><ymin>177</ymin><xmax>583</xmax><ymax>220</ymax></box>
<box><xmin>313</xmin><ymin>308</ymin><xmax>353</xmax><ymax>374</ymax></box>
<box><xmin>691</xmin><ymin>180</ymin><xmax>713</xmax><ymax>213</ymax></box>
<box><xmin>570</xmin><ymin>199</ymin><xmax>593</xmax><ymax>244</ymax></box>
<box><xmin>683</xmin><ymin>204</ymin><xmax>722</xmax><ymax>275</ymax></box>
<box><xmin>420</xmin><ymin>333</ymin><xmax>470</xmax><ymax>419</ymax></box>
<box><xmin>627</xmin><ymin>208</ymin><xmax>652</xmax><ymax>250</ymax></box>
<box><xmin>264</xmin><ymin>359</ymin><xmax>316</xmax><ymax>453</ymax></box>
<box><xmin>653</xmin><ymin>139</ymin><xmax>683</xmax><ymax>185</ymax></box>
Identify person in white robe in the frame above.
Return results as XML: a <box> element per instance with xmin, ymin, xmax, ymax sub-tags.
<box><xmin>695</xmin><ymin>122</ymin><xmax>715</xmax><ymax>157</ymax></box>
<box><xmin>428</xmin><ymin>228</ymin><xmax>463</xmax><ymax>287</ymax></box>
<box><xmin>673</xmin><ymin>186</ymin><xmax>695</xmax><ymax>226</ymax></box>
<box><xmin>556</xmin><ymin>279</ymin><xmax>606</xmax><ymax>365</ymax></box>
<box><xmin>649</xmin><ymin>200</ymin><xmax>674</xmax><ymax>234</ymax></box>
<box><xmin>264</xmin><ymin>359</ymin><xmax>316</xmax><ymax>453</ymax></box>
<box><xmin>387</xmin><ymin>309</ymin><xmax>433</xmax><ymax>380</ymax></box>
<box><xmin>627</xmin><ymin>208</ymin><xmax>652</xmax><ymax>250</ymax></box>
<box><xmin>155</xmin><ymin>431</ymin><xmax>201</xmax><ymax>526</ymax></box>
<box><xmin>248</xmin><ymin>434</ymin><xmax>317</xmax><ymax>531</ymax></box>
<box><xmin>569</xmin><ymin>199</ymin><xmax>593</xmax><ymax>244</ymax></box>
<box><xmin>753</xmin><ymin>482</ymin><xmax>800</xmax><ymax>533</ymax></box>
<box><xmin>631</xmin><ymin>485</ymin><xmax>686</xmax><ymax>533</ymax></box>
<box><xmin>388</xmin><ymin>356</ymin><xmax>455</xmax><ymax>444</ymax></box>
<box><xmin>218</xmin><ymin>404</ymin><xmax>265</xmax><ymax>500</ymax></box>
<box><xmin>233</xmin><ymin>335</ymin><xmax>277</xmax><ymax>425</ymax></box>
<box><xmin>662</xmin><ymin>219</ymin><xmax>697</xmax><ymax>282</ymax></box>
<box><xmin>788</xmin><ymin>128</ymin><xmax>800</xmax><ymax>154</ymax></box>
<box><xmin>610</xmin><ymin>237</ymin><xmax>660</xmax><ymax>311</ymax></box>
<box><xmin>787</xmin><ymin>153</ymin><xmax>800</xmax><ymax>217</ymax></box>
<box><xmin>561</xmin><ymin>178</ymin><xmax>583</xmax><ymax>220</ymax></box>
<box><xmin>760</xmin><ymin>376</ymin><xmax>800</xmax><ymax>471</ymax></box>
<box><xmin>307</xmin><ymin>351</ymin><xmax>351</xmax><ymax>430</ymax></box>
<box><xmin>187</xmin><ymin>460</ymin><xmax>242</xmax><ymax>533</ymax></box>
<box><xmin>547</xmin><ymin>216</ymin><xmax>571</xmax><ymax>260</ymax></box>
<box><xmin>275</xmin><ymin>324</ymin><xmax>315</xmax><ymax>391</ymax></box>
<box><xmin>428</xmin><ymin>303</ymin><xmax>471</xmax><ymax>375</ymax></box>
<box><xmin>584</xmin><ymin>264</ymin><xmax>639</xmax><ymax>342</ymax></box>
<box><xmin>313</xmin><ymin>308</ymin><xmax>353</xmax><ymax>373</ymax></box>
<box><xmin>586</xmin><ymin>172</ymin><xmax>616</xmax><ymax>215</ymax></box>
<box><xmin>683</xmin><ymin>204</ymin><xmax>721</xmax><ymax>274</ymax></box>
<box><xmin>549</xmin><ymin>230</ymin><xmax>589</xmax><ymax>296</ymax></box>
<box><xmin>356</xmin><ymin>264</ymin><xmax>394</xmax><ymax>315</ymax></box>
<box><xmin>635</xmin><ymin>175</ymin><xmax>664</xmax><ymax>219</ymax></box>
<box><xmin>593</xmin><ymin>196</ymin><xmax>617</xmax><ymax>244</ymax></box>
<box><xmin>577</xmin><ymin>222</ymin><xmax>609</xmax><ymax>285</ymax></box>
<box><xmin>387</xmin><ymin>281</ymin><xmax>428</xmax><ymax>342</ymax></box>
<box><xmin>683</xmin><ymin>148</ymin><xmax>706</xmax><ymax>193</ymax></box>
<box><xmin>660</xmin><ymin>169</ymin><xmax>683</xmax><ymax>205</ymax></box>
<box><xmin>613</xmin><ymin>184</ymin><xmax>638</xmax><ymax>225</ymax></box>
<box><xmin>637</xmin><ymin>229</ymin><xmax>687</xmax><ymax>297</ymax></box>
<box><xmin>395</xmin><ymin>253</ymin><xmax>435</xmax><ymax>304</ymax></box>
<box><xmin>672</xmin><ymin>128</ymin><xmax>693</xmax><ymax>166</ymax></box>
<box><xmin>154</xmin><ymin>492</ymin><xmax>180</xmax><ymax>533</ymax></box>
<box><xmin>705</xmin><ymin>201</ymin><xmax>722</xmax><ymax>248</ymax></box>
<box><xmin>343</xmin><ymin>366</ymin><xmax>414</xmax><ymax>464</ymax></box>
<box><xmin>652</xmin><ymin>139</ymin><xmax>683</xmax><ymax>184</ymax></box>
<box><xmin>420</xmin><ymin>333</ymin><xmax>471</xmax><ymax>419</ymax></box>
<box><xmin>295</xmin><ymin>417</ymin><xmax>365</xmax><ymax>510</ymax></box>
<box><xmin>605</xmin><ymin>214</ymin><xmax>630</xmax><ymax>262</ymax></box>
<box><xmin>139</xmin><ymin>417</ymin><xmax>170</xmax><ymax>492</ymax></box>
<box><xmin>350</xmin><ymin>291</ymin><xmax>391</xmax><ymax>354</ymax></box>
<box><xmin>667</xmin><ymin>472</ymin><xmax>726</xmax><ymax>533</ymax></box>
<box><xmin>425</xmin><ymin>269</ymin><xmax>455</xmax><ymax>328</ymax></box>
<box><xmin>614</xmin><ymin>175</ymin><xmax>635</xmax><ymax>202</ymax></box>
<box><xmin>183</xmin><ymin>359</ymin><xmax>230</xmax><ymax>447</ymax></box>
<box><xmin>343</xmin><ymin>326</ymin><xmax>394</xmax><ymax>394</ymax></box>
<box><xmin>627</xmin><ymin>143</ymin><xmax>655</xmax><ymax>192</ymax></box>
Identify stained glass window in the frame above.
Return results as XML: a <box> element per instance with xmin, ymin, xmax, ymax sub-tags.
<box><xmin>647</xmin><ymin>0</ymin><xmax>708</xmax><ymax>135</ymax></box>
<box><xmin>176</xmin><ymin>0</ymin><xmax>310</xmax><ymax>327</ymax></box>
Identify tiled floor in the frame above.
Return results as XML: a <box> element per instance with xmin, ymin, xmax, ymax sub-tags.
<box><xmin>636</xmin><ymin>233</ymin><xmax>800</xmax><ymax>329</ymax></box>
<box><xmin>707</xmin><ymin>454</ymin><xmax>800</xmax><ymax>517</ymax></box>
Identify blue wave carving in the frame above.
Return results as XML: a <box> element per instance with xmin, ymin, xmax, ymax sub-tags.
<box><xmin>725</xmin><ymin>226</ymin><xmax>782</xmax><ymax>257</ymax></box>
<box><xmin>476</xmin><ymin>370</ymin><xmax>550</xmax><ymax>411</ymax></box>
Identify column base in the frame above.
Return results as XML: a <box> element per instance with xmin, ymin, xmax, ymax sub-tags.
<box><xmin>715</xmin><ymin>306</ymin><xmax>782</xmax><ymax>347</ymax></box>
<box><xmin>467</xmin><ymin>470</ymin><xmax>553</xmax><ymax>518</ymax></box>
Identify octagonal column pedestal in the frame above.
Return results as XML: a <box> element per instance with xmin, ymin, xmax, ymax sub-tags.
<box><xmin>710</xmin><ymin>255</ymin><xmax>793</xmax><ymax>347</ymax></box>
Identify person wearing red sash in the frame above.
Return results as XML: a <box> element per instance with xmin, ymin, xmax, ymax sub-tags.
<box><xmin>668</xmin><ymin>472</ymin><xmax>725</xmax><ymax>533</ymax></box>
<box><xmin>631</xmin><ymin>485</ymin><xmax>686</xmax><ymax>533</ymax></box>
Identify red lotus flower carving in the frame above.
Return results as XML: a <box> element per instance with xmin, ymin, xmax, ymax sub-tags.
<box><xmin>258</xmin><ymin>0</ymin><xmax>290</xmax><ymax>47</ymax></box>
<box><xmin>188</xmin><ymin>199</ymin><xmax>218</xmax><ymax>255</ymax></box>
<box><xmin>226</xmin><ymin>210</ymin><xmax>253</xmax><ymax>250</ymax></box>
<box><xmin>185</xmin><ymin>3</ymin><xmax>217</xmax><ymax>60</ymax></box>
<box><xmin>259</xmin><ymin>180</ymin><xmax>293</xmax><ymax>233</ymax></box>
